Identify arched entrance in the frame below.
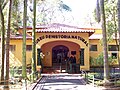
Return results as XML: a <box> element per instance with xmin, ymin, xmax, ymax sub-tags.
<box><xmin>52</xmin><ymin>45</ymin><xmax>69</xmax><ymax>63</ymax></box>
<box><xmin>52</xmin><ymin>45</ymin><xmax>69</xmax><ymax>72</ymax></box>
<box><xmin>41</xmin><ymin>40</ymin><xmax>81</xmax><ymax>73</ymax></box>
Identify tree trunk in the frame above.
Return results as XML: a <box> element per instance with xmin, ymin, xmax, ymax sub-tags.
<box><xmin>0</xmin><ymin>3</ymin><xmax>5</xmax><ymax>84</ymax></box>
<box><xmin>32</xmin><ymin>0</ymin><xmax>37</xmax><ymax>81</ymax></box>
<box><xmin>5</xmin><ymin>0</ymin><xmax>12</xmax><ymax>88</ymax></box>
<box><xmin>22</xmin><ymin>0</ymin><xmax>27</xmax><ymax>79</ymax></box>
<box><xmin>100</xmin><ymin>0</ymin><xmax>110</xmax><ymax>83</ymax></box>
<box><xmin>117</xmin><ymin>0</ymin><xmax>120</xmax><ymax>68</ymax></box>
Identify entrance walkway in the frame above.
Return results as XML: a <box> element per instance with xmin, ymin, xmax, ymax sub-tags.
<box><xmin>29</xmin><ymin>74</ymin><xmax>103</xmax><ymax>90</ymax></box>
<box><xmin>42</xmin><ymin>63</ymin><xmax>67</xmax><ymax>74</ymax></box>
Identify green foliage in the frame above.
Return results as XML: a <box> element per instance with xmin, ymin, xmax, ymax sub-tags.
<box><xmin>90</xmin><ymin>57</ymin><xmax>95</xmax><ymax>66</ymax></box>
<box><xmin>11</xmin><ymin>0</ymin><xmax>22</xmax><ymax>34</ymax></box>
<box><xmin>116</xmin><ymin>80</ymin><xmax>120</xmax><ymax>86</ymax></box>
<box><xmin>10</xmin><ymin>66</ymin><xmax>19</xmax><ymax>77</ymax></box>
<box><xmin>95</xmin><ymin>53</ymin><xmax>104</xmax><ymax>66</ymax></box>
<box><xmin>105</xmin><ymin>0</ymin><xmax>118</xmax><ymax>39</ymax></box>
<box><xmin>0</xmin><ymin>0</ymin><xmax>72</xmax><ymax>32</ymax></box>
<box><xmin>90</xmin><ymin>53</ymin><xmax>116</xmax><ymax>66</ymax></box>
<box><xmin>0</xmin><ymin>0</ymin><xmax>21</xmax><ymax>34</ymax></box>
<box><xmin>33</xmin><ymin>0</ymin><xmax>72</xmax><ymax>24</ymax></box>
<box><xmin>95</xmin><ymin>0</ymin><xmax>118</xmax><ymax>40</ymax></box>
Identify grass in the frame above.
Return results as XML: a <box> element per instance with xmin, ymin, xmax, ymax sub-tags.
<box><xmin>115</xmin><ymin>80</ymin><xmax>120</xmax><ymax>86</ymax></box>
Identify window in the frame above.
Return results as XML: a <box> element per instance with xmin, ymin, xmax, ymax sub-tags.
<box><xmin>108</xmin><ymin>45</ymin><xmax>118</xmax><ymax>51</ymax></box>
<box><xmin>111</xmin><ymin>53</ymin><xmax>117</xmax><ymax>59</ymax></box>
<box><xmin>90</xmin><ymin>45</ymin><xmax>97</xmax><ymax>51</ymax></box>
<box><xmin>10</xmin><ymin>45</ymin><xmax>16</xmax><ymax>51</ymax></box>
<box><xmin>80</xmin><ymin>48</ymin><xmax>84</xmax><ymax>66</ymax></box>
<box><xmin>26</xmin><ymin>45</ymin><xmax>32</xmax><ymax>51</ymax></box>
<box><xmin>71</xmin><ymin>51</ymin><xmax>76</xmax><ymax>55</ymax></box>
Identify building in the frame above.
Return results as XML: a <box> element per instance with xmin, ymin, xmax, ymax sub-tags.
<box><xmin>7</xmin><ymin>23</ymin><xmax>119</xmax><ymax>72</ymax></box>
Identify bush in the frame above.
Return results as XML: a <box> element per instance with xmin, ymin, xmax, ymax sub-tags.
<box><xmin>90</xmin><ymin>53</ymin><xmax>116</xmax><ymax>67</ymax></box>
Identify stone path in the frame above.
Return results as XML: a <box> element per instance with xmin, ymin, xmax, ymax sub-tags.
<box><xmin>29</xmin><ymin>74</ymin><xmax>103</xmax><ymax>90</ymax></box>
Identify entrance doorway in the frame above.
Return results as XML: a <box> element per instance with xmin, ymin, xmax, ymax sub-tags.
<box><xmin>52</xmin><ymin>45</ymin><xmax>69</xmax><ymax>72</ymax></box>
<box><xmin>52</xmin><ymin>45</ymin><xmax>69</xmax><ymax>63</ymax></box>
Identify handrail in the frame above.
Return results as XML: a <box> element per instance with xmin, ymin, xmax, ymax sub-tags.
<box><xmin>80</xmin><ymin>70</ymin><xmax>88</xmax><ymax>84</ymax></box>
<box><xmin>0</xmin><ymin>79</ymin><xmax>22</xmax><ymax>89</ymax></box>
<box><xmin>85</xmin><ymin>73</ymin><xmax>120</xmax><ymax>87</ymax></box>
<box><xmin>87</xmin><ymin>74</ymin><xmax>103</xmax><ymax>86</ymax></box>
<box><xmin>32</xmin><ymin>76</ymin><xmax>43</xmax><ymax>90</ymax></box>
<box><xmin>80</xmin><ymin>70</ymin><xmax>103</xmax><ymax>86</ymax></box>
<box><xmin>109</xmin><ymin>76</ymin><xmax>120</xmax><ymax>85</ymax></box>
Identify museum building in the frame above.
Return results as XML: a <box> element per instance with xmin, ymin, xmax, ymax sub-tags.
<box><xmin>8</xmin><ymin>23</ymin><xmax>119</xmax><ymax>72</ymax></box>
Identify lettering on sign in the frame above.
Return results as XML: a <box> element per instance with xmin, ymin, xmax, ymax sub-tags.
<box><xmin>35</xmin><ymin>35</ymin><xmax>88</xmax><ymax>46</ymax></box>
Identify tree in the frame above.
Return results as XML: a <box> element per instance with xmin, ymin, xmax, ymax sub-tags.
<box><xmin>0</xmin><ymin>1</ymin><xmax>5</xmax><ymax>84</ymax></box>
<box><xmin>5</xmin><ymin>0</ymin><xmax>12</xmax><ymax>88</ymax></box>
<box><xmin>95</xmin><ymin>0</ymin><xmax>120</xmax><ymax>67</ymax></box>
<box><xmin>27</xmin><ymin>0</ymin><xmax>72</xmax><ymax>25</ymax></box>
<box><xmin>96</xmin><ymin>0</ymin><xmax>110</xmax><ymax>84</ymax></box>
<box><xmin>28</xmin><ymin>0</ymin><xmax>71</xmax><ymax>80</ymax></box>
<box><xmin>32</xmin><ymin>0</ymin><xmax>37</xmax><ymax>81</ymax></box>
<box><xmin>105</xmin><ymin>0</ymin><xmax>117</xmax><ymax>40</ymax></box>
<box><xmin>0</xmin><ymin>0</ymin><xmax>19</xmax><ymax>84</ymax></box>
<box><xmin>22</xmin><ymin>0</ymin><xmax>27</xmax><ymax>79</ymax></box>
<box><xmin>104</xmin><ymin>0</ymin><xmax>120</xmax><ymax>67</ymax></box>
<box><xmin>11</xmin><ymin>0</ymin><xmax>21</xmax><ymax>34</ymax></box>
<box><xmin>117</xmin><ymin>0</ymin><xmax>120</xmax><ymax>68</ymax></box>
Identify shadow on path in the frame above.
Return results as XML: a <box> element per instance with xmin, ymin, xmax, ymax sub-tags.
<box><xmin>31</xmin><ymin>74</ymin><xmax>88</xmax><ymax>90</ymax></box>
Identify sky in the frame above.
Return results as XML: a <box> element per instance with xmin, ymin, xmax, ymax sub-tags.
<box><xmin>28</xmin><ymin>0</ymin><xmax>98</xmax><ymax>27</ymax></box>
<box><xmin>61</xmin><ymin>0</ymin><xmax>98</xmax><ymax>27</ymax></box>
<box><xmin>62</xmin><ymin>0</ymin><xmax>97</xmax><ymax>15</ymax></box>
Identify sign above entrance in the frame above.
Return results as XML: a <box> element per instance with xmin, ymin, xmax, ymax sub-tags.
<box><xmin>36</xmin><ymin>35</ymin><xmax>88</xmax><ymax>46</ymax></box>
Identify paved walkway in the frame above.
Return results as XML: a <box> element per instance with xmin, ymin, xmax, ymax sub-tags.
<box><xmin>29</xmin><ymin>74</ymin><xmax>104</xmax><ymax>90</ymax></box>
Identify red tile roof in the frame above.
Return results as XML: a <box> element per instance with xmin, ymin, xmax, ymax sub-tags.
<box><xmin>8</xmin><ymin>23</ymin><xmax>96</xmax><ymax>40</ymax></box>
<box><xmin>27</xmin><ymin>27</ymin><xmax>95</xmax><ymax>33</ymax></box>
<box><xmin>10</xmin><ymin>34</ymin><xmax>32</xmax><ymax>40</ymax></box>
<box><xmin>27</xmin><ymin>23</ymin><xmax>95</xmax><ymax>34</ymax></box>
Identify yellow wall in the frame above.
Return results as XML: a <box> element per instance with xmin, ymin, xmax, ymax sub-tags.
<box><xmin>41</xmin><ymin>41</ymin><xmax>80</xmax><ymax>67</ymax></box>
<box><xmin>89</xmin><ymin>39</ymin><xmax>103</xmax><ymax>58</ymax></box>
<box><xmin>10</xmin><ymin>40</ymin><xmax>32</xmax><ymax>66</ymax></box>
<box><xmin>36</xmin><ymin>32</ymin><xmax>90</xmax><ymax>70</ymax></box>
<box><xmin>89</xmin><ymin>39</ymin><xmax>119</xmax><ymax>65</ymax></box>
<box><xmin>9</xmin><ymin>32</ymin><xmax>90</xmax><ymax>70</ymax></box>
<box><xmin>94</xmin><ymin>29</ymin><xmax>102</xmax><ymax>34</ymax></box>
<box><xmin>8</xmin><ymin>28</ymin><xmax>120</xmax><ymax>71</ymax></box>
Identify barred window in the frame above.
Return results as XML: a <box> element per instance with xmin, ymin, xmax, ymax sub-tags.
<box><xmin>80</xmin><ymin>48</ymin><xmax>84</xmax><ymax>66</ymax></box>
<box><xmin>10</xmin><ymin>45</ymin><xmax>16</xmax><ymax>51</ymax></box>
<box><xmin>26</xmin><ymin>45</ymin><xmax>32</xmax><ymax>51</ymax></box>
<box><xmin>108</xmin><ymin>45</ymin><xmax>118</xmax><ymax>51</ymax></box>
<box><xmin>111</xmin><ymin>53</ymin><xmax>117</xmax><ymax>59</ymax></box>
<box><xmin>90</xmin><ymin>45</ymin><xmax>97</xmax><ymax>51</ymax></box>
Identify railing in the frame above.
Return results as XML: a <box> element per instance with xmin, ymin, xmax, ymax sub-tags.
<box><xmin>0</xmin><ymin>79</ymin><xmax>23</xmax><ymax>89</ymax></box>
<box><xmin>0</xmin><ymin>68</ymin><xmax>40</xmax><ymax>90</ymax></box>
<box><xmin>109</xmin><ymin>74</ymin><xmax>120</xmax><ymax>86</ymax></box>
<box><xmin>80</xmin><ymin>70</ymin><xmax>87</xmax><ymax>81</ymax></box>
<box><xmin>86</xmin><ymin>74</ymin><xmax>103</xmax><ymax>86</ymax></box>
<box><xmin>81</xmin><ymin>70</ymin><xmax>120</xmax><ymax>87</ymax></box>
<box><xmin>0</xmin><ymin>77</ymin><xmax>34</xmax><ymax>90</ymax></box>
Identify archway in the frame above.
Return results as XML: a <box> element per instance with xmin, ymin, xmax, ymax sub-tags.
<box><xmin>41</xmin><ymin>40</ymin><xmax>81</xmax><ymax>73</ymax></box>
<box><xmin>52</xmin><ymin>45</ymin><xmax>69</xmax><ymax>64</ymax></box>
<box><xmin>52</xmin><ymin>45</ymin><xmax>69</xmax><ymax>72</ymax></box>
